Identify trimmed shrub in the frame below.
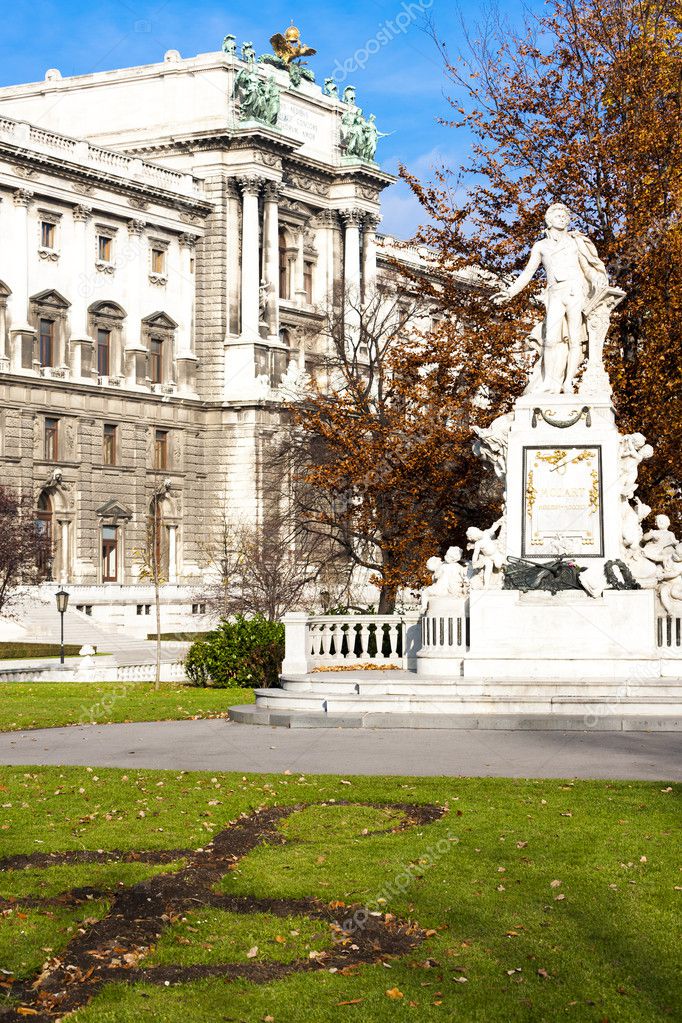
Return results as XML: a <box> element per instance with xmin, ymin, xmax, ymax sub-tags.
<box><xmin>184</xmin><ymin>614</ymin><xmax>284</xmax><ymax>689</ymax></box>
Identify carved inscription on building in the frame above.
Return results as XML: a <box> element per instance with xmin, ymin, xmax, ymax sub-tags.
<box><xmin>522</xmin><ymin>445</ymin><xmax>603</xmax><ymax>558</ymax></box>
<box><xmin>278</xmin><ymin>100</ymin><xmax>322</xmax><ymax>147</ymax></box>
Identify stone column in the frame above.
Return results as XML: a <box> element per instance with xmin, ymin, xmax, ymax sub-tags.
<box><xmin>237</xmin><ymin>176</ymin><xmax>263</xmax><ymax>341</ymax></box>
<box><xmin>362</xmin><ymin>213</ymin><xmax>381</xmax><ymax>298</ymax></box>
<box><xmin>58</xmin><ymin>518</ymin><xmax>70</xmax><ymax>583</ymax></box>
<box><xmin>340</xmin><ymin>208</ymin><xmax>362</xmax><ymax>301</ymax></box>
<box><xmin>124</xmin><ymin>219</ymin><xmax>147</xmax><ymax>385</ymax></box>
<box><xmin>9</xmin><ymin>189</ymin><xmax>35</xmax><ymax>368</ymax></box>
<box><xmin>313</xmin><ymin>210</ymin><xmax>336</xmax><ymax>307</ymax></box>
<box><xmin>294</xmin><ymin>228</ymin><xmax>307</xmax><ymax>306</ymax></box>
<box><xmin>69</xmin><ymin>204</ymin><xmax>93</xmax><ymax>379</ymax></box>
<box><xmin>262</xmin><ymin>181</ymin><xmax>281</xmax><ymax>340</ymax></box>
<box><xmin>167</xmin><ymin>524</ymin><xmax>178</xmax><ymax>583</ymax></box>
<box><xmin>176</xmin><ymin>234</ymin><xmax>198</xmax><ymax>394</ymax></box>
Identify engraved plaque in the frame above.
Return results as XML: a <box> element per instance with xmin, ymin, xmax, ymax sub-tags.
<box><xmin>522</xmin><ymin>445</ymin><xmax>603</xmax><ymax>558</ymax></box>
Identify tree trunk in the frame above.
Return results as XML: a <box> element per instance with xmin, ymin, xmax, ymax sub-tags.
<box><xmin>378</xmin><ymin>584</ymin><xmax>397</xmax><ymax>615</ymax></box>
<box><xmin>154</xmin><ymin>572</ymin><xmax>161</xmax><ymax>691</ymax></box>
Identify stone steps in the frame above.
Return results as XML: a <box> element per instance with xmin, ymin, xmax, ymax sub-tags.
<box><xmin>278</xmin><ymin>674</ymin><xmax>680</xmax><ymax>700</ymax></box>
<box><xmin>236</xmin><ymin>670</ymin><xmax>682</xmax><ymax>729</ymax></box>
<box><xmin>229</xmin><ymin>705</ymin><xmax>681</xmax><ymax>731</ymax></box>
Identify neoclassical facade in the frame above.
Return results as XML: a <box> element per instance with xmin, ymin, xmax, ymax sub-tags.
<box><xmin>0</xmin><ymin>39</ymin><xmax>420</xmax><ymax>609</ymax></box>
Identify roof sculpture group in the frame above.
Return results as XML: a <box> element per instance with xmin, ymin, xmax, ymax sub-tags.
<box><xmin>224</xmin><ymin>23</ymin><xmax>385</xmax><ymax>162</ymax></box>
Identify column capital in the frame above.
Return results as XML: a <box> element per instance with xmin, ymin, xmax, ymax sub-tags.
<box><xmin>128</xmin><ymin>218</ymin><xmax>147</xmax><ymax>236</ymax></box>
<box><xmin>72</xmin><ymin>204</ymin><xmax>92</xmax><ymax>223</ymax></box>
<box><xmin>314</xmin><ymin>209</ymin><xmax>338</xmax><ymax>227</ymax></box>
<box><xmin>363</xmin><ymin>212</ymin><xmax>382</xmax><ymax>231</ymax></box>
<box><xmin>13</xmin><ymin>188</ymin><xmax>33</xmax><ymax>208</ymax></box>
<box><xmin>339</xmin><ymin>207</ymin><xmax>364</xmax><ymax>227</ymax></box>
<box><xmin>263</xmin><ymin>179</ymin><xmax>283</xmax><ymax>202</ymax></box>
<box><xmin>237</xmin><ymin>175</ymin><xmax>265</xmax><ymax>196</ymax></box>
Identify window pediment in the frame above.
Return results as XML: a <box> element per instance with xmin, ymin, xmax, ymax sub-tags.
<box><xmin>142</xmin><ymin>311</ymin><xmax>178</xmax><ymax>330</ymax></box>
<box><xmin>96</xmin><ymin>499</ymin><xmax>132</xmax><ymax>522</ymax></box>
<box><xmin>31</xmin><ymin>289</ymin><xmax>71</xmax><ymax>310</ymax></box>
<box><xmin>90</xmin><ymin>300</ymin><xmax>126</xmax><ymax>320</ymax></box>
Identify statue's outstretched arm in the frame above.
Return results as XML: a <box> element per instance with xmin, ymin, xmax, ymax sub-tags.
<box><xmin>506</xmin><ymin>244</ymin><xmax>542</xmax><ymax>299</ymax></box>
<box><xmin>493</xmin><ymin>244</ymin><xmax>542</xmax><ymax>304</ymax></box>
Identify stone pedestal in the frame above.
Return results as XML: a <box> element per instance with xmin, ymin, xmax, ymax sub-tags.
<box><xmin>465</xmin><ymin>588</ymin><xmax>657</xmax><ymax>679</ymax></box>
<box><xmin>504</xmin><ymin>392</ymin><xmax>621</xmax><ymax>569</ymax></box>
<box><xmin>416</xmin><ymin>596</ymin><xmax>468</xmax><ymax>677</ymax></box>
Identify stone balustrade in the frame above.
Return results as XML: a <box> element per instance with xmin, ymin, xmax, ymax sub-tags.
<box><xmin>0</xmin><ymin>660</ymin><xmax>186</xmax><ymax>683</ymax></box>
<box><xmin>281</xmin><ymin>611</ymin><xmax>421</xmax><ymax>674</ymax></box>
<box><xmin>0</xmin><ymin>116</ymin><xmax>203</xmax><ymax>199</ymax></box>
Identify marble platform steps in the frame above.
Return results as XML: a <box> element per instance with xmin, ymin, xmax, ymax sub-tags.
<box><xmin>228</xmin><ymin>670</ymin><xmax>682</xmax><ymax>730</ymax></box>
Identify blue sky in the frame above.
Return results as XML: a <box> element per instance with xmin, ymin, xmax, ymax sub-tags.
<box><xmin>0</xmin><ymin>0</ymin><xmax>540</xmax><ymax>238</ymax></box>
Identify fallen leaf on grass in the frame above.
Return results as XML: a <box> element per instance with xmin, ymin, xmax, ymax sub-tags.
<box><xmin>386</xmin><ymin>987</ymin><xmax>404</xmax><ymax>999</ymax></box>
<box><xmin>554</xmin><ymin>894</ymin><xmax>566</xmax><ymax>901</ymax></box>
<box><xmin>337</xmin><ymin>1000</ymin><xmax>364</xmax><ymax>1006</ymax></box>
<box><xmin>550</xmin><ymin>880</ymin><xmax>562</xmax><ymax>888</ymax></box>
<box><xmin>246</xmin><ymin>946</ymin><xmax>258</xmax><ymax>958</ymax></box>
<box><xmin>537</xmin><ymin>968</ymin><xmax>549</xmax><ymax>978</ymax></box>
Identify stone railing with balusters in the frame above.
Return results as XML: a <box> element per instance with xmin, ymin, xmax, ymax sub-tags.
<box><xmin>0</xmin><ymin>116</ymin><xmax>203</xmax><ymax>200</ymax></box>
<box><xmin>281</xmin><ymin>611</ymin><xmax>422</xmax><ymax>675</ymax></box>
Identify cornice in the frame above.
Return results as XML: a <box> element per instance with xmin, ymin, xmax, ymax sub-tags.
<box><xmin>0</xmin><ymin>142</ymin><xmax>213</xmax><ymax>217</ymax></box>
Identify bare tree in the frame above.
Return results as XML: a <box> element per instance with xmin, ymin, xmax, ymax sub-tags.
<box><xmin>132</xmin><ymin>482</ymin><xmax>168</xmax><ymax>688</ymax></box>
<box><xmin>197</xmin><ymin>505</ymin><xmax>322</xmax><ymax>621</ymax></box>
<box><xmin>0</xmin><ymin>486</ymin><xmax>50</xmax><ymax>617</ymax></box>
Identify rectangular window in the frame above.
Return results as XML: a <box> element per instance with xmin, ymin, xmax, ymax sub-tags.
<box><xmin>44</xmin><ymin>418</ymin><xmax>59</xmax><ymax>461</ymax></box>
<box><xmin>97</xmin><ymin>328</ymin><xmax>111</xmax><ymax>377</ymax></box>
<box><xmin>39</xmin><ymin>319</ymin><xmax>55</xmax><ymax>368</ymax></box>
<box><xmin>98</xmin><ymin>235</ymin><xmax>113</xmax><ymax>262</ymax></box>
<box><xmin>304</xmin><ymin>261</ymin><xmax>314</xmax><ymax>304</ymax></box>
<box><xmin>101</xmin><ymin>525</ymin><xmax>118</xmax><ymax>582</ymax></box>
<box><xmin>151</xmin><ymin>248</ymin><xmax>166</xmax><ymax>275</ymax></box>
<box><xmin>154</xmin><ymin>429</ymin><xmax>168</xmax><ymax>470</ymax></box>
<box><xmin>103</xmin><ymin>423</ymin><xmax>117</xmax><ymax>465</ymax></box>
<box><xmin>149</xmin><ymin>337</ymin><xmax>163</xmax><ymax>384</ymax></box>
<box><xmin>41</xmin><ymin>221</ymin><xmax>55</xmax><ymax>248</ymax></box>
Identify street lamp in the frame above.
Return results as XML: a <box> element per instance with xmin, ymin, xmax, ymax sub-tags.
<box><xmin>55</xmin><ymin>588</ymin><xmax>69</xmax><ymax>665</ymax></box>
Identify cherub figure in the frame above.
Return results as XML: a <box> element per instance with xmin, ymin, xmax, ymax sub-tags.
<box><xmin>466</xmin><ymin>519</ymin><xmax>505</xmax><ymax>588</ymax></box>
<box><xmin>421</xmin><ymin>546</ymin><xmax>468</xmax><ymax>611</ymax></box>
<box><xmin>641</xmin><ymin>514</ymin><xmax>678</xmax><ymax>566</ymax></box>
<box><xmin>619</xmin><ymin>432</ymin><xmax>654</xmax><ymax>500</ymax></box>
<box><xmin>660</xmin><ymin>543</ymin><xmax>682</xmax><ymax>615</ymax></box>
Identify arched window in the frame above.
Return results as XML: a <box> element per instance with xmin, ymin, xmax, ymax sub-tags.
<box><xmin>36</xmin><ymin>492</ymin><xmax>54</xmax><ymax>580</ymax></box>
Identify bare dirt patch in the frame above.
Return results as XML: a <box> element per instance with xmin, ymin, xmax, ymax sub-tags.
<box><xmin>0</xmin><ymin>801</ymin><xmax>445</xmax><ymax>1020</ymax></box>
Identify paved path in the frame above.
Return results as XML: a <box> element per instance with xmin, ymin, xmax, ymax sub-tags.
<box><xmin>0</xmin><ymin>720</ymin><xmax>679</xmax><ymax>779</ymax></box>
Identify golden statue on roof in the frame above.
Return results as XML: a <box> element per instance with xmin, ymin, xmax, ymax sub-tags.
<box><xmin>269</xmin><ymin>22</ymin><xmax>316</xmax><ymax>65</ymax></box>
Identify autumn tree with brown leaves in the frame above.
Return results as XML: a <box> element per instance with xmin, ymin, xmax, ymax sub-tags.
<box><xmin>286</xmin><ymin>288</ymin><xmax>500</xmax><ymax>613</ymax></box>
<box><xmin>404</xmin><ymin>0</ymin><xmax>681</xmax><ymax>527</ymax></box>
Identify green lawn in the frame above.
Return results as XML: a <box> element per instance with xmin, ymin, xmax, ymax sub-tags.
<box><xmin>0</xmin><ymin>682</ymin><xmax>254</xmax><ymax>731</ymax></box>
<box><xmin>0</xmin><ymin>767</ymin><xmax>678</xmax><ymax>1022</ymax></box>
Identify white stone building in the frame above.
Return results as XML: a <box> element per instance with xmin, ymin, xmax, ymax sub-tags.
<box><xmin>0</xmin><ymin>38</ymin><xmax>416</xmax><ymax>625</ymax></box>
